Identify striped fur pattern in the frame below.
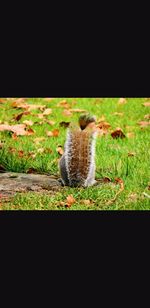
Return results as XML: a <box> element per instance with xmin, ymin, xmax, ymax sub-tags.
<box><xmin>63</xmin><ymin>126</ymin><xmax>97</xmax><ymax>187</ymax></box>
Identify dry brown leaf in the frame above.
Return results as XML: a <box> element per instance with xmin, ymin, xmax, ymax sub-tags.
<box><xmin>0</xmin><ymin>124</ymin><xmax>27</xmax><ymax>136</ymax></box>
<box><xmin>57</xmin><ymin>100</ymin><xmax>71</xmax><ymax>109</ymax></box>
<box><xmin>26</xmin><ymin>128</ymin><xmax>35</xmax><ymax>135</ymax></box>
<box><xmin>138</xmin><ymin>121</ymin><xmax>150</xmax><ymax>128</ymax></box>
<box><xmin>27</xmin><ymin>152</ymin><xmax>37</xmax><ymax>159</ymax></box>
<box><xmin>11</xmin><ymin>100</ymin><xmax>46</xmax><ymax>112</ymax></box>
<box><xmin>62</xmin><ymin>110</ymin><xmax>73</xmax><ymax>117</ymax></box>
<box><xmin>37</xmin><ymin>113</ymin><xmax>44</xmax><ymax>119</ymax></box>
<box><xmin>59</xmin><ymin>121</ymin><xmax>70</xmax><ymax>128</ymax></box>
<box><xmin>46</xmin><ymin>120</ymin><xmax>56</xmax><ymax>126</ymax></box>
<box><xmin>112</xmin><ymin>112</ymin><xmax>124</xmax><ymax>116</ymax></box>
<box><xmin>143</xmin><ymin>102</ymin><xmax>150</xmax><ymax>107</ymax></box>
<box><xmin>128</xmin><ymin>193</ymin><xmax>138</xmax><ymax>202</ymax></box>
<box><xmin>111</xmin><ymin>128</ymin><xmax>126</xmax><ymax>139</ymax></box>
<box><xmin>0</xmin><ymin>99</ymin><xmax>6</xmax><ymax>104</ymax></box>
<box><xmin>114</xmin><ymin>178</ymin><xmax>124</xmax><ymax>189</ymax></box>
<box><xmin>43</xmin><ymin>108</ymin><xmax>52</xmax><ymax>116</ymax></box>
<box><xmin>102</xmin><ymin>177</ymin><xmax>112</xmax><ymax>183</ymax></box>
<box><xmin>144</xmin><ymin>114</ymin><xmax>150</xmax><ymax>119</ymax></box>
<box><xmin>37</xmin><ymin>148</ymin><xmax>44</xmax><ymax>154</ymax></box>
<box><xmin>65</xmin><ymin>195</ymin><xmax>76</xmax><ymax>208</ymax></box>
<box><xmin>34</xmin><ymin>137</ymin><xmax>46</xmax><ymax>144</ymax></box>
<box><xmin>18</xmin><ymin>150</ymin><xmax>24</xmax><ymax>157</ymax></box>
<box><xmin>56</xmin><ymin>146</ymin><xmax>64</xmax><ymax>156</ymax></box>
<box><xmin>126</xmin><ymin>132</ymin><xmax>135</xmax><ymax>138</ymax></box>
<box><xmin>12</xmin><ymin>133</ymin><xmax>18</xmax><ymax>140</ymax></box>
<box><xmin>97</xmin><ymin>121</ymin><xmax>111</xmax><ymax>130</ymax></box>
<box><xmin>118</xmin><ymin>98</ymin><xmax>127</xmax><ymax>104</ymax></box>
<box><xmin>23</xmin><ymin>120</ymin><xmax>34</xmax><ymax>126</ymax></box>
<box><xmin>128</xmin><ymin>152</ymin><xmax>136</xmax><ymax>157</ymax></box>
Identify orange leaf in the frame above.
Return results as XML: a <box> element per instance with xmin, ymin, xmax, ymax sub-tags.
<box><xmin>46</xmin><ymin>129</ymin><xmax>59</xmax><ymax>137</ymax></box>
<box><xmin>26</xmin><ymin>128</ymin><xmax>35</xmax><ymax>135</ymax></box>
<box><xmin>65</xmin><ymin>195</ymin><xmax>76</xmax><ymax>208</ymax></box>
<box><xmin>18</xmin><ymin>150</ymin><xmax>24</xmax><ymax>157</ymax></box>
<box><xmin>114</xmin><ymin>178</ymin><xmax>124</xmax><ymax>190</ymax></box>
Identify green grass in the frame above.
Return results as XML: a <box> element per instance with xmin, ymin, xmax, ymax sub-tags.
<box><xmin>0</xmin><ymin>97</ymin><xmax>150</xmax><ymax>210</ymax></box>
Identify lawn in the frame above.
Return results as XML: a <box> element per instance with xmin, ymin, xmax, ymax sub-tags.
<box><xmin>0</xmin><ymin>97</ymin><xmax>150</xmax><ymax>210</ymax></box>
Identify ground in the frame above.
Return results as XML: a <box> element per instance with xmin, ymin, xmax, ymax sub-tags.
<box><xmin>0</xmin><ymin>97</ymin><xmax>150</xmax><ymax>210</ymax></box>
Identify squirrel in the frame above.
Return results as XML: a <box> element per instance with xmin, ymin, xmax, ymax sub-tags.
<box><xmin>59</xmin><ymin>114</ymin><xmax>97</xmax><ymax>187</ymax></box>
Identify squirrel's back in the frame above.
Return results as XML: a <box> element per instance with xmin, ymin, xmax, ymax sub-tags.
<box><xmin>59</xmin><ymin>115</ymin><xmax>97</xmax><ymax>187</ymax></box>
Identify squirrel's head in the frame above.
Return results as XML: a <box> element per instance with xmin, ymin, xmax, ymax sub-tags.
<box><xmin>79</xmin><ymin>114</ymin><xmax>96</xmax><ymax>130</ymax></box>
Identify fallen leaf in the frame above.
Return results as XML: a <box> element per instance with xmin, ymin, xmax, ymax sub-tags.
<box><xmin>11</xmin><ymin>101</ymin><xmax>46</xmax><ymax>111</ymax></box>
<box><xmin>27</xmin><ymin>151</ymin><xmax>37</xmax><ymax>159</ymax></box>
<box><xmin>118</xmin><ymin>98</ymin><xmax>127</xmax><ymax>104</ymax></box>
<box><xmin>26</xmin><ymin>128</ymin><xmax>35</xmax><ymax>135</ymax></box>
<box><xmin>13</xmin><ymin>111</ymin><xmax>30</xmax><ymax>121</ymax></box>
<box><xmin>57</xmin><ymin>100</ymin><xmax>71</xmax><ymax>109</ymax></box>
<box><xmin>23</xmin><ymin>120</ymin><xmax>34</xmax><ymax>126</ymax></box>
<box><xmin>65</xmin><ymin>195</ymin><xmax>76</xmax><ymax>208</ymax></box>
<box><xmin>143</xmin><ymin>102</ymin><xmax>150</xmax><ymax>107</ymax></box>
<box><xmin>46</xmin><ymin>120</ymin><xmax>56</xmax><ymax>126</ymax></box>
<box><xmin>18</xmin><ymin>150</ymin><xmax>24</xmax><ymax>157</ymax></box>
<box><xmin>144</xmin><ymin>114</ymin><xmax>150</xmax><ymax>119</ymax></box>
<box><xmin>112</xmin><ymin>112</ymin><xmax>124</xmax><ymax>116</ymax></box>
<box><xmin>34</xmin><ymin>137</ymin><xmax>46</xmax><ymax>144</ymax></box>
<box><xmin>43</xmin><ymin>108</ymin><xmax>52</xmax><ymax>116</ymax></box>
<box><xmin>138</xmin><ymin>121</ymin><xmax>150</xmax><ymax>128</ymax></box>
<box><xmin>82</xmin><ymin>199</ymin><xmax>91</xmax><ymax>205</ymax></box>
<box><xmin>111</xmin><ymin>128</ymin><xmax>126</xmax><ymax>139</ymax></box>
<box><xmin>128</xmin><ymin>193</ymin><xmax>138</xmax><ymax>202</ymax></box>
<box><xmin>59</xmin><ymin>121</ymin><xmax>70</xmax><ymax>128</ymax></box>
<box><xmin>37</xmin><ymin>114</ymin><xmax>44</xmax><ymax>119</ymax></box>
<box><xmin>126</xmin><ymin>132</ymin><xmax>135</xmax><ymax>138</ymax></box>
<box><xmin>0</xmin><ymin>98</ymin><xmax>6</xmax><ymax>104</ymax></box>
<box><xmin>62</xmin><ymin>110</ymin><xmax>73</xmax><ymax>117</ymax></box>
<box><xmin>102</xmin><ymin>177</ymin><xmax>111</xmax><ymax>183</ymax></box>
<box><xmin>56</xmin><ymin>146</ymin><xmax>64</xmax><ymax>155</ymax></box>
<box><xmin>128</xmin><ymin>152</ymin><xmax>136</xmax><ymax>157</ymax></box>
<box><xmin>0</xmin><ymin>124</ymin><xmax>27</xmax><ymax>136</ymax></box>
<box><xmin>114</xmin><ymin>178</ymin><xmax>124</xmax><ymax>189</ymax></box>
<box><xmin>37</xmin><ymin>148</ymin><xmax>44</xmax><ymax>153</ymax></box>
<box><xmin>46</xmin><ymin>129</ymin><xmax>59</xmax><ymax>137</ymax></box>
<box><xmin>97</xmin><ymin>121</ymin><xmax>111</xmax><ymax>130</ymax></box>
<box><xmin>27</xmin><ymin>104</ymin><xmax>46</xmax><ymax>111</ymax></box>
